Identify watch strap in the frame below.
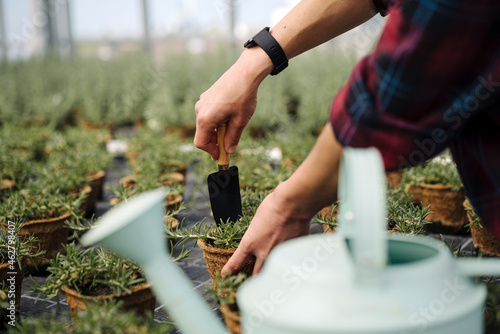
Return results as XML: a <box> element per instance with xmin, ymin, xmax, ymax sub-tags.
<box><xmin>244</xmin><ymin>27</ymin><xmax>288</xmax><ymax>76</ymax></box>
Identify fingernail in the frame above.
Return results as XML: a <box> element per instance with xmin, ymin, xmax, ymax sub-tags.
<box><xmin>228</xmin><ymin>146</ymin><xmax>237</xmax><ymax>154</ymax></box>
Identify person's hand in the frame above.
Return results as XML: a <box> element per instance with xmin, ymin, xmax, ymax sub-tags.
<box><xmin>194</xmin><ymin>48</ymin><xmax>273</xmax><ymax>160</ymax></box>
<box><xmin>221</xmin><ymin>123</ymin><xmax>343</xmax><ymax>276</ymax></box>
<box><xmin>221</xmin><ymin>184</ymin><xmax>312</xmax><ymax>276</ymax></box>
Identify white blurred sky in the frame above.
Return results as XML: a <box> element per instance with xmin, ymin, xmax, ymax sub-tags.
<box><xmin>4</xmin><ymin>0</ymin><xmax>300</xmax><ymax>40</ymax></box>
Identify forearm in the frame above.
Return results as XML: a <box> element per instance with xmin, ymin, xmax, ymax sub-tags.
<box><xmin>272</xmin><ymin>0</ymin><xmax>378</xmax><ymax>59</ymax></box>
<box><xmin>274</xmin><ymin>122</ymin><xmax>342</xmax><ymax>221</ymax></box>
<box><xmin>237</xmin><ymin>0</ymin><xmax>378</xmax><ymax>81</ymax></box>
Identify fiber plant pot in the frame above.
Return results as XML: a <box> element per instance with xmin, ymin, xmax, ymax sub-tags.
<box><xmin>77</xmin><ymin>186</ymin><xmax>92</xmax><ymax>217</ymax></box>
<box><xmin>84</xmin><ymin>170</ymin><xmax>106</xmax><ymax>217</ymax></box>
<box><xmin>1</xmin><ymin>179</ymin><xmax>15</xmax><ymax>191</ymax></box>
<box><xmin>125</xmin><ymin>151</ymin><xmax>139</xmax><ymax>166</ymax></box>
<box><xmin>197</xmin><ymin>239</ymin><xmax>255</xmax><ymax>288</ymax></box>
<box><xmin>464</xmin><ymin>199</ymin><xmax>500</xmax><ymax>257</ymax></box>
<box><xmin>19</xmin><ymin>212</ymin><xmax>71</xmax><ymax>270</ymax></box>
<box><xmin>120</xmin><ymin>175</ymin><xmax>136</xmax><ymax>188</ymax></box>
<box><xmin>160</xmin><ymin>172</ymin><xmax>185</xmax><ymax>186</ymax></box>
<box><xmin>408</xmin><ymin>183</ymin><xmax>467</xmax><ymax>234</ymax></box>
<box><xmin>165</xmin><ymin>194</ymin><xmax>183</xmax><ymax>215</ymax></box>
<box><xmin>0</xmin><ymin>261</ymin><xmax>24</xmax><ymax>321</ymax></box>
<box><xmin>386</xmin><ymin>171</ymin><xmax>402</xmax><ymax>189</ymax></box>
<box><xmin>220</xmin><ymin>304</ymin><xmax>241</xmax><ymax>334</ymax></box>
<box><xmin>161</xmin><ymin>160</ymin><xmax>188</xmax><ymax>178</ymax></box>
<box><xmin>62</xmin><ymin>282</ymin><xmax>156</xmax><ymax>321</ymax></box>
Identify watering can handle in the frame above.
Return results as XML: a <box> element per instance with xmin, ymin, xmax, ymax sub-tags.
<box><xmin>338</xmin><ymin>148</ymin><xmax>387</xmax><ymax>282</ymax></box>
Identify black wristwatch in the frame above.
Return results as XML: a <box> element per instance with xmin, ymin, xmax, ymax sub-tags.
<box><xmin>244</xmin><ymin>27</ymin><xmax>288</xmax><ymax>76</ymax></box>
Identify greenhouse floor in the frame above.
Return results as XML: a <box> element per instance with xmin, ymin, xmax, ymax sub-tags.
<box><xmin>12</xmin><ymin>129</ymin><xmax>494</xmax><ymax>333</ymax></box>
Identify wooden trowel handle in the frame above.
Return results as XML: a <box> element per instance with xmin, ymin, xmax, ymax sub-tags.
<box><xmin>217</xmin><ymin>124</ymin><xmax>229</xmax><ymax>168</ymax></box>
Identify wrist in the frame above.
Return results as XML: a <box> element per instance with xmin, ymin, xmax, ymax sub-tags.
<box><xmin>272</xmin><ymin>180</ymin><xmax>320</xmax><ymax>223</ymax></box>
<box><xmin>234</xmin><ymin>47</ymin><xmax>274</xmax><ymax>86</ymax></box>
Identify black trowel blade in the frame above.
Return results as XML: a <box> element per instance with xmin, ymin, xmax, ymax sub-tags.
<box><xmin>207</xmin><ymin>166</ymin><xmax>242</xmax><ymax>225</ymax></box>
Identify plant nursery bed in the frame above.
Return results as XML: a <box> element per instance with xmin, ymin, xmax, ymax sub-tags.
<box><xmin>2</xmin><ymin>128</ymin><xmax>497</xmax><ymax>333</ymax></box>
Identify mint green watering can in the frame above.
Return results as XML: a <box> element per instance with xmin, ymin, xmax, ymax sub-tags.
<box><xmin>81</xmin><ymin>148</ymin><xmax>500</xmax><ymax>334</ymax></box>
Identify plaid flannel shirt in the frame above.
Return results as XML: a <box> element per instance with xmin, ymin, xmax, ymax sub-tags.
<box><xmin>331</xmin><ymin>0</ymin><xmax>500</xmax><ymax>238</ymax></box>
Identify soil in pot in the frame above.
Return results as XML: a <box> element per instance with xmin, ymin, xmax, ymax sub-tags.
<box><xmin>197</xmin><ymin>238</ymin><xmax>255</xmax><ymax>288</ymax></box>
<box><xmin>19</xmin><ymin>212</ymin><xmax>71</xmax><ymax>271</ymax></box>
<box><xmin>62</xmin><ymin>282</ymin><xmax>156</xmax><ymax>321</ymax></box>
<box><xmin>408</xmin><ymin>183</ymin><xmax>467</xmax><ymax>234</ymax></box>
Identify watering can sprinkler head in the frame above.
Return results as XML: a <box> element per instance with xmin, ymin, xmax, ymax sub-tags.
<box><xmin>80</xmin><ymin>188</ymin><xmax>228</xmax><ymax>334</ymax></box>
<box><xmin>80</xmin><ymin>188</ymin><xmax>167</xmax><ymax>264</ymax></box>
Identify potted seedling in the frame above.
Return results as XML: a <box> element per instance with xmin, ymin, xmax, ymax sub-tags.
<box><xmin>0</xmin><ymin>185</ymin><xmax>83</xmax><ymax>270</ymax></box>
<box><xmin>166</xmin><ymin>190</ymin><xmax>270</xmax><ymax>286</ymax></box>
<box><xmin>464</xmin><ymin>199</ymin><xmax>500</xmax><ymax>257</ymax></box>
<box><xmin>6</xmin><ymin>299</ymin><xmax>173</xmax><ymax>334</ymax></box>
<box><xmin>208</xmin><ymin>272</ymin><xmax>248</xmax><ymax>334</ymax></box>
<box><xmin>314</xmin><ymin>188</ymin><xmax>431</xmax><ymax>235</ymax></box>
<box><xmin>0</xmin><ymin>219</ymin><xmax>44</xmax><ymax>325</ymax></box>
<box><xmin>112</xmin><ymin>173</ymin><xmax>185</xmax><ymax>217</ymax></box>
<box><xmin>46</xmin><ymin>146</ymin><xmax>111</xmax><ymax>218</ymax></box>
<box><xmin>30</xmin><ymin>241</ymin><xmax>189</xmax><ymax>319</ymax></box>
<box><xmin>386</xmin><ymin>187</ymin><xmax>431</xmax><ymax>235</ymax></box>
<box><xmin>401</xmin><ymin>152</ymin><xmax>466</xmax><ymax>233</ymax></box>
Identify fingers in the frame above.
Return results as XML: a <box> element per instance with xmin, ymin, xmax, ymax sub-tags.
<box><xmin>194</xmin><ymin>105</ymin><xmax>219</xmax><ymax>160</ymax></box>
<box><xmin>221</xmin><ymin>246</ymin><xmax>252</xmax><ymax>276</ymax></box>
<box><xmin>224</xmin><ymin>118</ymin><xmax>247</xmax><ymax>154</ymax></box>
<box><xmin>252</xmin><ymin>255</ymin><xmax>266</xmax><ymax>275</ymax></box>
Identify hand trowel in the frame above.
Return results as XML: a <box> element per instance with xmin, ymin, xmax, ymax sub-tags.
<box><xmin>207</xmin><ymin>124</ymin><xmax>242</xmax><ymax>225</ymax></box>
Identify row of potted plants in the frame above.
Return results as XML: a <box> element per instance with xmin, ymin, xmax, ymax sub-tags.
<box><xmin>0</xmin><ymin>49</ymin><xmax>355</xmax><ymax>137</ymax></box>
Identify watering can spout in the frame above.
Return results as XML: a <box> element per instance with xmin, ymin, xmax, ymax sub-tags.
<box><xmin>81</xmin><ymin>188</ymin><xmax>228</xmax><ymax>334</ymax></box>
<box><xmin>455</xmin><ymin>258</ymin><xmax>500</xmax><ymax>277</ymax></box>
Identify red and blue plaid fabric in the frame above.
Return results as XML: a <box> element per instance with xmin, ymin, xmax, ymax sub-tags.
<box><xmin>331</xmin><ymin>0</ymin><xmax>500</xmax><ymax>238</ymax></box>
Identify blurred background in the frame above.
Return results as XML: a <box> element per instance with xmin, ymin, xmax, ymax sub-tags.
<box><xmin>0</xmin><ymin>0</ymin><xmax>385</xmax><ymax>133</ymax></box>
<box><xmin>0</xmin><ymin>0</ymin><xmax>383</xmax><ymax>60</ymax></box>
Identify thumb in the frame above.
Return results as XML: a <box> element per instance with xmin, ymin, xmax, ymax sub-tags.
<box><xmin>224</xmin><ymin>119</ymin><xmax>246</xmax><ymax>155</ymax></box>
<box><xmin>221</xmin><ymin>247</ymin><xmax>251</xmax><ymax>276</ymax></box>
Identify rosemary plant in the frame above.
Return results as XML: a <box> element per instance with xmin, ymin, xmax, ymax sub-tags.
<box><xmin>401</xmin><ymin>151</ymin><xmax>463</xmax><ymax>192</ymax></box>
<box><xmin>464</xmin><ymin>199</ymin><xmax>482</xmax><ymax>230</ymax></box>
<box><xmin>0</xmin><ymin>188</ymin><xmax>82</xmax><ymax>222</ymax></box>
<box><xmin>166</xmin><ymin>189</ymin><xmax>269</xmax><ymax>249</ymax></box>
<box><xmin>0</xmin><ymin>219</ymin><xmax>45</xmax><ymax>269</ymax></box>
<box><xmin>168</xmin><ymin>217</ymin><xmax>251</xmax><ymax>250</ymax></box>
<box><xmin>312</xmin><ymin>203</ymin><xmax>338</xmax><ymax>233</ymax></box>
<box><xmin>387</xmin><ymin>187</ymin><xmax>431</xmax><ymax>235</ymax></box>
<box><xmin>30</xmin><ymin>241</ymin><xmax>189</xmax><ymax>301</ymax></box>
<box><xmin>208</xmin><ymin>272</ymin><xmax>248</xmax><ymax>308</ymax></box>
<box><xmin>6</xmin><ymin>299</ymin><xmax>173</xmax><ymax>334</ymax></box>
<box><xmin>313</xmin><ymin>188</ymin><xmax>430</xmax><ymax>235</ymax></box>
